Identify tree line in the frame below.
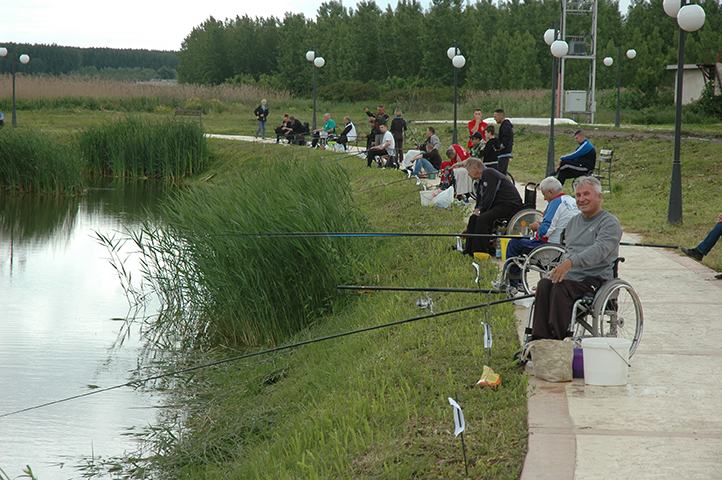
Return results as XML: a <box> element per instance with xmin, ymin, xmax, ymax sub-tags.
<box><xmin>176</xmin><ymin>0</ymin><xmax>722</xmax><ymax>107</ymax></box>
<box><xmin>0</xmin><ymin>44</ymin><xmax>179</xmax><ymax>78</ymax></box>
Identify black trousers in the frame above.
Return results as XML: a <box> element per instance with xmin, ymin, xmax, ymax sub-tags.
<box><xmin>532</xmin><ymin>276</ymin><xmax>605</xmax><ymax>340</ymax></box>
<box><xmin>556</xmin><ymin>164</ymin><xmax>591</xmax><ymax>185</ymax></box>
<box><xmin>367</xmin><ymin>147</ymin><xmax>387</xmax><ymax>167</ymax></box>
<box><xmin>462</xmin><ymin>202</ymin><xmax>519</xmax><ymax>255</ymax></box>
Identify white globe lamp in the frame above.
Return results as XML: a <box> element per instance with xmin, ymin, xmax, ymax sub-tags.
<box><xmin>550</xmin><ymin>40</ymin><xmax>569</xmax><ymax>58</ymax></box>
<box><xmin>677</xmin><ymin>4</ymin><xmax>706</xmax><ymax>32</ymax></box>
<box><xmin>603</xmin><ymin>56</ymin><xmax>613</xmax><ymax>67</ymax></box>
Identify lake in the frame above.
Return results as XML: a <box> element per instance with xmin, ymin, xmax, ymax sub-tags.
<box><xmin>0</xmin><ymin>181</ymin><xmax>168</xmax><ymax>479</ymax></box>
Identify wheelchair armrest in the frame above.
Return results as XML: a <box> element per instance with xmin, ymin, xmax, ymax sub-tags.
<box><xmin>613</xmin><ymin>257</ymin><xmax>625</xmax><ymax>278</ymax></box>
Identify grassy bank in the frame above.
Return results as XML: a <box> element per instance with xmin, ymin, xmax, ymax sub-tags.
<box><xmin>128</xmin><ymin>141</ymin><xmax>529</xmax><ymax>478</ymax></box>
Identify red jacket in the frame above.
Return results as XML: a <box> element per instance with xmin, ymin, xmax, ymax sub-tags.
<box><xmin>467</xmin><ymin>119</ymin><xmax>488</xmax><ymax>148</ymax></box>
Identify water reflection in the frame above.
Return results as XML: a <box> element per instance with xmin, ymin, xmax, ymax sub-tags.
<box><xmin>0</xmin><ymin>179</ymin><xmax>168</xmax><ymax>479</ymax></box>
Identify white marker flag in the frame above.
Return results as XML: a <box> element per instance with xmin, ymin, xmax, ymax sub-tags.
<box><xmin>481</xmin><ymin>322</ymin><xmax>493</xmax><ymax>349</ymax></box>
<box><xmin>448</xmin><ymin>397</ymin><xmax>466</xmax><ymax>437</ymax></box>
<box><xmin>472</xmin><ymin>262</ymin><xmax>480</xmax><ymax>284</ymax></box>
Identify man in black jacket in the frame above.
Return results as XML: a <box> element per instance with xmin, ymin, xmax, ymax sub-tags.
<box><xmin>493</xmin><ymin>109</ymin><xmax>513</xmax><ymax>175</ymax></box>
<box><xmin>459</xmin><ymin>158</ymin><xmax>523</xmax><ymax>256</ymax></box>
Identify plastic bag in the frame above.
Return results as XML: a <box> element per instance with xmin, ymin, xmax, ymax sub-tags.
<box><xmin>520</xmin><ymin>339</ymin><xmax>574</xmax><ymax>382</ymax></box>
<box><xmin>432</xmin><ymin>187</ymin><xmax>454</xmax><ymax>208</ymax></box>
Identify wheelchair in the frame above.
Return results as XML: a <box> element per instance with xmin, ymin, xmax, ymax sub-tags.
<box><xmin>496</xmin><ymin>243</ymin><xmax>566</xmax><ymax>296</ymax></box>
<box><xmin>519</xmin><ymin>257</ymin><xmax>644</xmax><ymax>358</ymax></box>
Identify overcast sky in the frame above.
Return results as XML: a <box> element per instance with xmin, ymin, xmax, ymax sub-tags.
<box><xmin>2</xmin><ymin>0</ymin><xmax>630</xmax><ymax>52</ymax></box>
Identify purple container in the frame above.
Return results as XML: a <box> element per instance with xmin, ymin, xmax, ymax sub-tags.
<box><xmin>573</xmin><ymin>347</ymin><xmax>584</xmax><ymax>378</ymax></box>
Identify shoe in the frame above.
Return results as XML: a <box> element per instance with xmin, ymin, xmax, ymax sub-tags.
<box><xmin>715</xmin><ymin>273</ymin><xmax>722</xmax><ymax>280</ymax></box>
<box><xmin>681</xmin><ymin>246</ymin><xmax>704</xmax><ymax>261</ymax></box>
<box><xmin>491</xmin><ymin>279</ymin><xmax>507</xmax><ymax>292</ymax></box>
<box><xmin>507</xmin><ymin>286</ymin><xmax>519</xmax><ymax>297</ymax></box>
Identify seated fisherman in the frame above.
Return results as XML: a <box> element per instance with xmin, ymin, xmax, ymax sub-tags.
<box><xmin>555</xmin><ymin>130</ymin><xmax>596</xmax><ymax>185</ymax></box>
<box><xmin>408</xmin><ymin>141</ymin><xmax>442</xmax><ymax>176</ymax></box>
<box><xmin>366</xmin><ymin>121</ymin><xmax>395</xmax><ymax>168</ymax></box>
<box><xmin>440</xmin><ymin>144</ymin><xmax>469</xmax><ymax>185</ymax></box>
<box><xmin>458</xmin><ymin>158</ymin><xmax>523</xmax><ymax>256</ymax></box>
<box><xmin>275</xmin><ymin>113</ymin><xmax>290</xmax><ymax>142</ymax></box>
<box><xmin>311</xmin><ymin>113</ymin><xmax>336</xmax><ymax>148</ymax></box>
<box><xmin>531</xmin><ymin>176</ymin><xmax>622</xmax><ymax>340</ymax></box>
<box><xmin>337</xmin><ymin>116</ymin><xmax>357</xmax><ymax>150</ymax></box>
<box><xmin>283</xmin><ymin>115</ymin><xmax>304</xmax><ymax>140</ymax></box>
<box><xmin>492</xmin><ymin>176</ymin><xmax>580</xmax><ymax>293</ymax></box>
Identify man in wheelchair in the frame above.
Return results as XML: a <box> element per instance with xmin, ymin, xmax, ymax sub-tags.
<box><xmin>492</xmin><ymin>176</ymin><xmax>579</xmax><ymax>294</ymax></box>
<box><xmin>531</xmin><ymin>176</ymin><xmax>622</xmax><ymax>340</ymax></box>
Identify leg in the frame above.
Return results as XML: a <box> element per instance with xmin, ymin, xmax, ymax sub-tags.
<box><xmin>412</xmin><ymin>158</ymin><xmax>437</xmax><ymax>176</ymax></box>
<box><xmin>696</xmin><ymin>222</ymin><xmax>722</xmax><ymax>255</ymax></box>
<box><xmin>462</xmin><ymin>215</ymin><xmax>479</xmax><ymax>255</ymax></box>
<box><xmin>469</xmin><ymin>204</ymin><xmax>517</xmax><ymax>255</ymax></box>
<box><xmin>533</xmin><ymin>279</ymin><xmax>592</xmax><ymax>340</ymax></box>
<box><xmin>507</xmin><ymin>238</ymin><xmax>544</xmax><ymax>287</ymax></box>
<box><xmin>261</xmin><ymin>121</ymin><xmax>266</xmax><ymax>139</ymax></box>
<box><xmin>497</xmin><ymin>156</ymin><xmax>510</xmax><ymax>175</ymax></box>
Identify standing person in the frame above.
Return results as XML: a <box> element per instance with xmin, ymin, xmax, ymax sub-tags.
<box><xmin>467</xmin><ymin>108</ymin><xmax>487</xmax><ymax>149</ymax></box>
<box><xmin>680</xmin><ymin>213</ymin><xmax>722</xmax><ymax>279</ymax></box>
<box><xmin>254</xmin><ymin>99</ymin><xmax>269</xmax><ymax>139</ymax></box>
<box><xmin>337</xmin><ymin>116</ymin><xmax>357</xmax><ymax>151</ymax></box>
<box><xmin>494</xmin><ymin>109</ymin><xmax>513</xmax><ymax>175</ymax></box>
<box><xmin>555</xmin><ymin>130</ymin><xmax>597</xmax><ymax>185</ymax></box>
<box><xmin>311</xmin><ymin>113</ymin><xmax>336</xmax><ymax>148</ymax></box>
<box><xmin>366</xmin><ymin>121</ymin><xmax>395</xmax><ymax>168</ymax></box>
<box><xmin>531</xmin><ymin>176</ymin><xmax>622</xmax><ymax>340</ymax></box>
<box><xmin>363</xmin><ymin>105</ymin><xmax>389</xmax><ymax>151</ymax></box>
<box><xmin>458</xmin><ymin>158</ymin><xmax>523</xmax><ymax>256</ymax></box>
<box><xmin>390</xmin><ymin>108</ymin><xmax>408</xmax><ymax>168</ymax></box>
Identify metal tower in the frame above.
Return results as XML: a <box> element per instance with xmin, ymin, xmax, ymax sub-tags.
<box><xmin>560</xmin><ymin>0</ymin><xmax>598</xmax><ymax>123</ymax></box>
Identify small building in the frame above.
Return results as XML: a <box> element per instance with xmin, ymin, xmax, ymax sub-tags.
<box><xmin>666</xmin><ymin>62</ymin><xmax>722</xmax><ymax>105</ymax></box>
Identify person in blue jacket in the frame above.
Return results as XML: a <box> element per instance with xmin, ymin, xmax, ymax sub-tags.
<box><xmin>492</xmin><ymin>176</ymin><xmax>580</xmax><ymax>293</ymax></box>
<box><xmin>555</xmin><ymin>130</ymin><xmax>596</xmax><ymax>185</ymax></box>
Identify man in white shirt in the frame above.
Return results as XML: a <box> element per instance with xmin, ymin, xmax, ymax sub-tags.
<box><xmin>366</xmin><ymin>121</ymin><xmax>395</xmax><ymax>168</ymax></box>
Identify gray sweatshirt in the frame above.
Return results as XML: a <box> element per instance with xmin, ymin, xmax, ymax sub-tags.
<box><xmin>562</xmin><ymin>210</ymin><xmax>622</xmax><ymax>282</ymax></box>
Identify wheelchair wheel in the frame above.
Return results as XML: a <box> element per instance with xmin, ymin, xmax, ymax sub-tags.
<box><xmin>592</xmin><ymin>279</ymin><xmax>643</xmax><ymax>357</ymax></box>
<box><xmin>520</xmin><ymin>244</ymin><xmax>566</xmax><ymax>295</ymax></box>
<box><xmin>506</xmin><ymin>208</ymin><xmax>543</xmax><ymax>236</ymax></box>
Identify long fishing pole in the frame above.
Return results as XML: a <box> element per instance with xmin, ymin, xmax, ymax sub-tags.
<box><xmin>619</xmin><ymin>242</ymin><xmax>679</xmax><ymax>249</ymax></box>
<box><xmin>337</xmin><ymin>285</ymin><xmax>498</xmax><ymax>294</ymax></box>
<box><xmin>203</xmin><ymin>231</ymin><xmax>532</xmax><ymax>239</ymax></box>
<box><xmin>0</xmin><ymin>294</ymin><xmax>529</xmax><ymax>420</ymax></box>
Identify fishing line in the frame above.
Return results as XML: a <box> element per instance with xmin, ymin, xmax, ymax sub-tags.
<box><xmin>375</xmin><ymin>21</ymin><xmax>400</xmax><ymax>112</ymax></box>
<box><xmin>201</xmin><ymin>231</ymin><xmax>531</xmax><ymax>239</ymax></box>
<box><xmin>338</xmin><ymin>285</ymin><xmax>498</xmax><ymax>294</ymax></box>
<box><xmin>0</xmin><ymin>294</ymin><xmax>530</xmax><ymax>420</ymax></box>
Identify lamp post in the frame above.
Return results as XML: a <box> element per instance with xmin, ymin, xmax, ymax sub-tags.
<box><xmin>603</xmin><ymin>47</ymin><xmax>636</xmax><ymax>128</ymax></box>
<box><xmin>305</xmin><ymin>48</ymin><xmax>325</xmax><ymax>131</ymax></box>
<box><xmin>544</xmin><ymin>23</ymin><xmax>568</xmax><ymax>176</ymax></box>
<box><xmin>0</xmin><ymin>46</ymin><xmax>31</xmax><ymax>128</ymax></box>
<box><xmin>663</xmin><ymin>0</ymin><xmax>706</xmax><ymax>225</ymax></box>
<box><xmin>447</xmin><ymin>42</ymin><xmax>465</xmax><ymax>146</ymax></box>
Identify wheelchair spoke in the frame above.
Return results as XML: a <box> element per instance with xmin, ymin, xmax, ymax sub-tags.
<box><xmin>593</xmin><ymin>280</ymin><xmax>643</xmax><ymax>357</ymax></box>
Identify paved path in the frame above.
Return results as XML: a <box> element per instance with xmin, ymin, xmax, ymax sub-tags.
<box><xmin>518</xmin><ymin>230</ymin><xmax>722</xmax><ymax>479</ymax></box>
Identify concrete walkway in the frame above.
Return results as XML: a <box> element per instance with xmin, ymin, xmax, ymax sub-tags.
<box><xmin>519</xmin><ymin>230</ymin><xmax>722</xmax><ymax>479</ymax></box>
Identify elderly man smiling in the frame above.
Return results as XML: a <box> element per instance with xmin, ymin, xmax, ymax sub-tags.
<box><xmin>530</xmin><ymin>176</ymin><xmax>622</xmax><ymax>340</ymax></box>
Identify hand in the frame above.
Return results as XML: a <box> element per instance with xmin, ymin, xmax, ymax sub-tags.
<box><xmin>717</xmin><ymin>213</ymin><xmax>722</xmax><ymax>223</ymax></box>
<box><xmin>472</xmin><ymin>209</ymin><xmax>480</xmax><ymax>216</ymax></box>
<box><xmin>549</xmin><ymin>259</ymin><xmax>572</xmax><ymax>283</ymax></box>
<box><xmin>529</xmin><ymin>221</ymin><xmax>541</xmax><ymax>231</ymax></box>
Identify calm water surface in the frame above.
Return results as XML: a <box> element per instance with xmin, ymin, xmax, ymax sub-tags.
<box><xmin>0</xmin><ymin>181</ymin><xmax>167</xmax><ymax>479</ymax></box>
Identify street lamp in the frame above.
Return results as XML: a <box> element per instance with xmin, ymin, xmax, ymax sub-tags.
<box><xmin>306</xmin><ymin>48</ymin><xmax>325</xmax><ymax>131</ymax></box>
<box><xmin>447</xmin><ymin>42</ymin><xmax>465</xmax><ymax>145</ymax></box>
<box><xmin>544</xmin><ymin>22</ymin><xmax>568</xmax><ymax>176</ymax></box>
<box><xmin>663</xmin><ymin>0</ymin><xmax>706</xmax><ymax>224</ymax></box>
<box><xmin>0</xmin><ymin>46</ymin><xmax>31</xmax><ymax>128</ymax></box>
<box><xmin>603</xmin><ymin>47</ymin><xmax>636</xmax><ymax>128</ymax></box>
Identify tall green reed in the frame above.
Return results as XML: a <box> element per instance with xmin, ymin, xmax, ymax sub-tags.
<box><xmin>132</xmin><ymin>160</ymin><xmax>368</xmax><ymax>348</ymax></box>
<box><xmin>0</xmin><ymin>127</ymin><xmax>84</xmax><ymax>194</ymax></box>
<box><xmin>78</xmin><ymin>116</ymin><xmax>209</xmax><ymax>179</ymax></box>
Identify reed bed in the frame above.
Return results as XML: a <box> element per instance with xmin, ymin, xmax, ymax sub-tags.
<box><xmin>0</xmin><ymin>127</ymin><xmax>83</xmax><ymax>194</ymax></box>
<box><xmin>0</xmin><ymin>74</ymin><xmax>291</xmax><ymax>112</ymax></box>
<box><xmin>79</xmin><ymin>117</ymin><xmax>210</xmax><ymax>179</ymax></box>
<box><xmin>133</xmin><ymin>160</ymin><xmax>368</xmax><ymax>348</ymax></box>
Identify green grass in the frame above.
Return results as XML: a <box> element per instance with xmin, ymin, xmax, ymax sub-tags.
<box><xmin>79</xmin><ymin>116</ymin><xmax>210</xmax><ymax>179</ymax></box>
<box><xmin>116</xmin><ymin>141</ymin><xmax>528</xmax><ymax>479</ymax></box>
<box><xmin>0</xmin><ymin>127</ymin><xmax>84</xmax><ymax>194</ymax></box>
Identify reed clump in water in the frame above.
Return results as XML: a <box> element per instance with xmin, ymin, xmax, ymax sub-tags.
<box><xmin>134</xmin><ymin>160</ymin><xmax>368</xmax><ymax>348</ymax></box>
<box><xmin>79</xmin><ymin>117</ymin><xmax>209</xmax><ymax>179</ymax></box>
<box><xmin>0</xmin><ymin>127</ymin><xmax>84</xmax><ymax>194</ymax></box>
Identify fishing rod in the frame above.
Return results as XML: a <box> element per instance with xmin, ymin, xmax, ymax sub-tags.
<box><xmin>337</xmin><ymin>285</ymin><xmax>498</xmax><ymax>294</ymax></box>
<box><xmin>619</xmin><ymin>242</ymin><xmax>679</xmax><ymax>249</ymax></box>
<box><xmin>0</xmin><ymin>294</ymin><xmax>529</xmax><ymax>420</ymax></box>
<box><xmin>202</xmin><ymin>231</ymin><xmax>533</xmax><ymax>239</ymax></box>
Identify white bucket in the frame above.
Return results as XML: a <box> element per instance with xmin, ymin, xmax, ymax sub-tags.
<box><xmin>419</xmin><ymin>190</ymin><xmax>435</xmax><ymax>206</ymax></box>
<box><xmin>582</xmin><ymin>337</ymin><xmax>632</xmax><ymax>386</ymax></box>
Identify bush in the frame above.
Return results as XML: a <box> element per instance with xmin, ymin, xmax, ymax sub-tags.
<box><xmin>689</xmin><ymin>81</ymin><xmax>722</xmax><ymax>119</ymax></box>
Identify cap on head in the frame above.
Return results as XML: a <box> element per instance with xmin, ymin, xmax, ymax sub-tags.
<box><xmin>470</xmin><ymin>132</ymin><xmax>483</xmax><ymax>140</ymax></box>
